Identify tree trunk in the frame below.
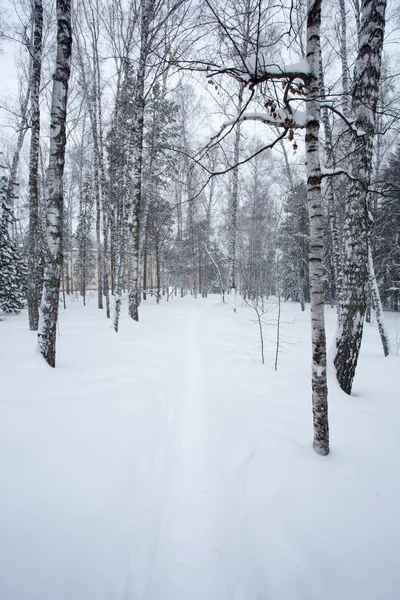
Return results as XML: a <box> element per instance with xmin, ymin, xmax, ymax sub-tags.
<box><xmin>368</xmin><ymin>244</ymin><xmax>390</xmax><ymax>355</ymax></box>
<box><xmin>95</xmin><ymin>159</ymin><xmax>103</xmax><ymax>309</ymax></box>
<box><xmin>338</xmin><ymin>0</ymin><xmax>351</xmax><ymax>117</ymax></box>
<box><xmin>156</xmin><ymin>241</ymin><xmax>161</xmax><ymax>304</ymax></box>
<box><xmin>37</xmin><ymin>0</ymin><xmax>72</xmax><ymax>367</ymax></box>
<box><xmin>142</xmin><ymin>213</ymin><xmax>149</xmax><ymax>299</ymax></box>
<box><xmin>6</xmin><ymin>90</ymin><xmax>30</xmax><ymax>215</ymax></box>
<box><xmin>306</xmin><ymin>0</ymin><xmax>329</xmax><ymax>455</ymax></box>
<box><xmin>228</xmin><ymin>83</ymin><xmax>244</xmax><ymax>310</ymax></box>
<box><xmin>128</xmin><ymin>0</ymin><xmax>153</xmax><ymax>321</ymax></box>
<box><xmin>320</xmin><ymin>58</ymin><xmax>342</xmax><ymax>312</ymax></box>
<box><xmin>28</xmin><ymin>0</ymin><xmax>44</xmax><ymax>331</ymax></box>
<box><xmin>334</xmin><ymin>0</ymin><xmax>387</xmax><ymax>394</ymax></box>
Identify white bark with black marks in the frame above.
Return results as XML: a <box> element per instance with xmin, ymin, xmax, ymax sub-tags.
<box><xmin>128</xmin><ymin>0</ymin><xmax>153</xmax><ymax>322</ymax></box>
<box><xmin>228</xmin><ymin>83</ymin><xmax>244</xmax><ymax>311</ymax></box>
<box><xmin>37</xmin><ymin>0</ymin><xmax>72</xmax><ymax>367</ymax></box>
<box><xmin>334</xmin><ymin>0</ymin><xmax>387</xmax><ymax>394</ymax></box>
<box><xmin>306</xmin><ymin>0</ymin><xmax>329</xmax><ymax>455</ymax></box>
<box><xmin>28</xmin><ymin>0</ymin><xmax>44</xmax><ymax>331</ymax></box>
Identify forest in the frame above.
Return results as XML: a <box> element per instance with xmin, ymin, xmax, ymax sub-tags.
<box><xmin>0</xmin><ymin>1</ymin><xmax>400</xmax><ymax>597</ymax></box>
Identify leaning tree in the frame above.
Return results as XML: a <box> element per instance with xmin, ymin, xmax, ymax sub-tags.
<box><xmin>334</xmin><ymin>0</ymin><xmax>388</xmax><ymax>394</ymax></box>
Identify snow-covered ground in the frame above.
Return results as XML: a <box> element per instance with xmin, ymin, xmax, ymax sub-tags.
<box><xmin>1</xmin><ymin>294</ymin><xmax>399</xmax><ymax>600</ymax></box>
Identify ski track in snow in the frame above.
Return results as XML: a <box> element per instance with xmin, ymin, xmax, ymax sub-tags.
<box><xmin>146</xmin><ymin>307</ymin><xmax>225</xmax><ymax>600</ymax></box>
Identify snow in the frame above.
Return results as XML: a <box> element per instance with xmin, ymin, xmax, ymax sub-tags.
<box><xmin>244</xmin><ymin>56</ymin><xmax>310</xmax><ymax>78</ymax></box>
<box><xmin>1</xmin><ymin>295</ymin><xmax>400</xmax><ymax>599</ymax></box>
<box><xmin>220</xmin><ymin>107</ymin><xmax>306</xmax><ymax>133</ymax></box>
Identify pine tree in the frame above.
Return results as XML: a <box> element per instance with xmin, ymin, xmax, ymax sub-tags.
<box><xmin>75</xmin><ymin>168</ymin><xmax>95</xmax><ymax>305</ymax></box>
<box><xmin>0</xmin><ymin>170</ymin><xmax>26</xmax><ymax>314</ymax></box>
<box><xmin>278</xmin><ymin>182</ymin><xmax>310</xmax><ymax>308</ymax></box>
<box><xmin>375</xmin><ymin>145</ymin><xmax>400</xmax><ymax>311</ymax></box>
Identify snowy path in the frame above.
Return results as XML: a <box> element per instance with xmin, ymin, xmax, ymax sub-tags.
<box><xmin>1</xmin><ymin>295</ymin><xmax>400</xmax><ymax>600</ymax></box>
<box><xmin>147</xmin><ymin>307</ymin><xmax>225</xmax><ymax>599</ymax></box>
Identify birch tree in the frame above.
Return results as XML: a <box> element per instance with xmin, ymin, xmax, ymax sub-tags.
<box><xmin>27</xmin><ymin>0</ymin><xmax>44</xmax><ymax>331</ymax></box>
<box><xmin>334</xmin><ymin>0</ymin><xmax>387</xmax><ymax>394</ymax></box>
<box><xmin>38</xmin><ymin>0</ymin><xmax>72</xmax><ymax>367</ymax></box>
<box><xmin>126</xmin><ymin>0</ymin><xmax>153</xmax><ymax>321</ymax></box>
<box><xmin>192</xmin><ymin>0</ymin><xmax>329</xmax><ymax>454</ymax></box>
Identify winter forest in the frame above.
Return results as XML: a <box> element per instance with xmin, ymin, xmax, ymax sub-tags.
<box><xmin>1</xmin><ymin>0</ymin><xmax>400</xmax><ymax>598</ymax></box>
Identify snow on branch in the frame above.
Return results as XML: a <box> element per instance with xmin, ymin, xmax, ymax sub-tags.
<box><xmin>208</xmin><ymin>58</ymin><xmax>311</xmax><ymax>87</ymax></box>
<box><xmin>322</xmin><ymin>102</ymin><xmax>366</xmax><ymax>137</ymax></box>
<box><xmin>321</xmin><ymin>167</ymin><xmax>383</xmax><ymax>195</ymax></box>
<box><xmin>245</xmin><ymin>56</ymin><xmax>311</xmax><ymax>79</ymax></box>
<box><xmin>208</xmin><ymin>107</ymin><xmax>306</xmax><ymax>146</ymax></box>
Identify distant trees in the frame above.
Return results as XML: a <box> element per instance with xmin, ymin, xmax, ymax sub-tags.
<box><xmin>237</xmin><ymin>148</ymin><xmax>278</xmax><ymax>302</ymax></box>
<box><xmin>75</xmin><ymin>167</ymin><xmax>95</xmax><ymax>305</ymax></box>
<box><xmin>278</xmin><ymin>183</ymin><xmax>309</xmax><ymax>308</ymax></box>
<box><xmin>375</xmin><ymin>145</ymin><xmax>400</xmax><ymax>311</ymax></box>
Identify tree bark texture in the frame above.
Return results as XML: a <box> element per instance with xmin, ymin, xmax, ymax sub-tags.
<box><xmin>37</xmin><ymin>0</ymin><xmax>72</xmax><ymax>367</ymax></box>
<box><xmin>368</xmin><ymin>244</ymin><xmax>390</xmax><ymax>355</ymax></box>
<box><xmin>306</xmin><ymin>0</ymin><xmax>329</xmax><ymax>455</ymax></box>
<box><xmin>127</xmin><ymin>0</ymin><xmax>153</xmax><ymax>321</ymax></box>
<box><xmin>28</xmin><ymin>0</ymin><xmax>44</xmax><ymax>331</ymax></box>
<box><xmin>334</xmin><ymin>0</ymin><xmax>387</xmax><ymax>394</ymax></box>
<box><xmin>6</xmin><ymin>80</ymin><xmax>30</xmax><ymax>224</ymax></box>
<box><xmin>320</xmin><ymin>58</ymin><xmax>342</xmax><ymax>312</ymax></box>
<box><xmin>228</xmin><ymin>84</ymin><xmax>244</xmax><ymax>309</ymax></box>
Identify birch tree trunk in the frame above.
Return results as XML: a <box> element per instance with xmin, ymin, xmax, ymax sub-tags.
<box><xmin>366</xmin><ymin>114</ymin><xmax>390</xmax><ymax>354</ymax></box>
<box><xmin>228</xmin><ymin>84</ymin><xmax>244</xmax><ymax>311</ymax></box>
<box><xmin>306</xmin><ymin>0</ymin><xmax>329</xmax><ymax>455</ymax></box>
<box><xmin>338</xmin><ymin>0</ymin><xmax>351</xmax><ymax>117</ymax></box>
<box><xmin>93</xmin><ymin>12</ymin><xmax>111</xmax><ymax>318</ymax></box>
<box><xmin>320</xmin><ymin>58</ymin><xmax>342</xmax><ymax>312</ymax></box>
<box><xmin>368</xmin><ymin>244</ymin><xmax>390</xmax><ymax>355</ymax></box>
<box><xmin>334</xmin><ymin>0</ymin><xmax>387</xmax><ymax>394</ymax></box>
<box><xmin>28</xmin><ymin>0</ymin><xmax>44</xmax><ymax>331</ymax></box>
<box><xmin>6</xmin><ymin>87</ymin><xmax>30</xmax><ymax>219</ymax></box>
<box><xmin>142</xmin><ymin>213</ymin><xmax>149</xmax><ymax>299</ymax></box>
<box><xmin>127</xmin><ymin>0</ymin><xmax>153</xmax><ymax>321</ymax></box>
<box><xmin>94</xmin><ymin>152</ymin><xmax>103</xmax><ymax>308</ymax></box>
<box><xmin>37</xmin><ymin>0</ymin><xmax>72</xmax><ymax>367</ymax></box>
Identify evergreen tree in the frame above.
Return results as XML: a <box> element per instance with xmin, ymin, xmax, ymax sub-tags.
<box><xmin>278</xmin><ymin>183</ymin><xmax>310</xmax><ymax>308</ymax></box>
<box><xmin>75</xmin><ymin>168</ymin><xmax>95</xmax><ymax>305</ymax></box>
<box><xmin>375</xmin><ymin>145</ymin><xmax>400</xmax><ymax>310</ymax></box>
<box><xmin>0</xmin><ymin>169</ymin><xmax>26</xmax><ymax>313</ymax></box>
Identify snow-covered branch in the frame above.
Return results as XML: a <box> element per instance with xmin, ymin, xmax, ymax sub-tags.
<box><xmin>322</xmin><ymin>102</ymin><xmax>366</xmax><ymax>137</ymax></box>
